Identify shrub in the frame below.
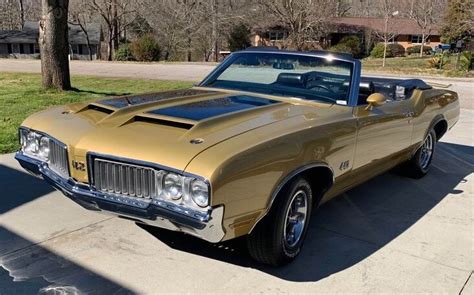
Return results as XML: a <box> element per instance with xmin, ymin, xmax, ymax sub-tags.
<box><xmin>407</xmin><ymin>45</ymin><xmax>432</xmax><ymax>55</ymax></box>
<box><xmin>370</xmin><ymin>43</ymin><xmax>386</xmax><ymax>58</ymax></box>
<box><xmin>115</xmin><ymin>43</ymin><xmax>135</xmax><ymax>61</ymax></box>
<box><xmin>428</xmin><ymin>53</ymin><xmax>449</xmax><ymax>69</ymax></box>
<box><xmin>459</xmin><ymin>51</ymin><xmax>473</xmax><ymax>71</ymax></box>
<box><xmin>330</xmin><ymin>35</ymin><xmax>362</xmax><ymax>57</ymax></box>
<box><xmin>131</xmin><ymin>35</ymin><xmax>161</xmax><ymax>62</ymax></box>
<box><xmin>370</xmin><ymin>43</ymin><xmax>405</xmax><ymax>58</ymax></box>
<box><xmin>228</xmin><ymin>23</ymin><xmax>251</xmax><ymax>52</ymax></box>
<box><xmin>387</xmin><ymin>43</ymin><xmax>406</xmax><ymax>57</ymax></box>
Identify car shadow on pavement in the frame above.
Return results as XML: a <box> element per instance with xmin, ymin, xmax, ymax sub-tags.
<box><xmin>0</xmin><ymin>226</ymin><xmax>133</xmax><ymax>294</ymax></box>
<box><xmin>140</xmin><ymin>141</ymin><xmax>473</xmax><ymax>282</ymax></box>
<box><xmin>0</xmin><ymin>164</ymin><xmax>54</xmax><ymax>214</ymax></box>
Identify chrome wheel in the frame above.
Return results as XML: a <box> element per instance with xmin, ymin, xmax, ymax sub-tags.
<box><xmin>283</xmin><ymin>190</ymin><xmax>308</xmax><ymax>248</ymax></box>
<box><xmin>420</xmin><ymin>133</ymin><xmax>434</xmax><ymax>169</ymax></box>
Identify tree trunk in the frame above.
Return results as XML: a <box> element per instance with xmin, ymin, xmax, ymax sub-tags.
<box><xmin>18</xmin><ymin>0</ymin><xmax>24</xmax><ymax>28</ymax></box>
<box><xmin>187</xmin><ymin>36</ymin><xmax>192</xmax><ymax>62</ymax></box>
<box><xmin>420</xmin><ymin>33</ymin><xmax>425</xmax><ymax>57</ymax></box>
<box><xmin>39</xmin><ymin>0</ymin><xmax>71</xmax><ymax>90</ymax></box>
<box><xmin>107</xmin><ymin>28</ymin><xmax>113</xmax><ymax>61</ymax></box>
<box><xmin>383</xmin><ymin>40</ymin><xmax>387</xmax><ymax>67</ymax></box>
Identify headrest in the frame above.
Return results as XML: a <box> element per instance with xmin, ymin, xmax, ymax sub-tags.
<box><xmin>276</xmin><ymin>73</ymin><xmax>306</xmax><ymax>86</ymax></box>
<box><xmin>359</xmin><ymin>81</ymin><xmax>375</xmax><ymax>95</ymax></box>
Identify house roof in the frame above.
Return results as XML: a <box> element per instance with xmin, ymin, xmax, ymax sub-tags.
<box><xmin>330</xmin><ymin>17</ymin><xmax>441</xmax><ymax>35</ymax></box>
<box><xmin>0</xmin><ymin>21</ymin><xmax>101</xmax><ymax>44</ymax></box>
<box><xmin>0</xmin><ymin>21</ymin><xmax>38</xmax><ymax>43</ymax></box>
<box><xmin>68</xmin><ymin>23</ymin><xmax>101</xmax><ymax>45</ymax></box>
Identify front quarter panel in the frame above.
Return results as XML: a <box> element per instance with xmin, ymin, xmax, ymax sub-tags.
<box><xmin>185</xmin><ymin>105</ymin><xmax>357</xmax><ymax>240</ymax></box>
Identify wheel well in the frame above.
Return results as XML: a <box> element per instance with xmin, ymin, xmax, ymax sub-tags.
<box><xmin>300</xmin><ymin>166</ymin><xmax>334</xmax><ymax>207</ymax></box>
<box><xmin>433</xmin><ymin>120</ymin><xmax>448</xmax><ymax>141</ymax></box>
<box><xmin>249</xmin><ymin>165</ymin><xmax>334</xmax><ymax>234</ymax></box>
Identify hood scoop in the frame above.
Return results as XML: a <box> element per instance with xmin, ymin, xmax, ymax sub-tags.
<box><xmin>130</xmin><ymin>115</ymin><xmax>195</xmax><ymax>130</ymax></box>
<box><xmin>83</xmin><ymin>104</ymin><xmax>115</xmax><ymax>114</ymax></box>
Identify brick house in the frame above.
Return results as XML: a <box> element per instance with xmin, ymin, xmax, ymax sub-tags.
<box><xmin>251</xmin><ymin>17</ymin><xmax>442</xmax><ymax>52</ymax></box>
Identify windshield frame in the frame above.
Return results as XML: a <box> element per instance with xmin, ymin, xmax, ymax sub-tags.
<box><xmin>199</xmin><ymin>50</ymin><xmax>361</xmax><ymax>107</ymax></box>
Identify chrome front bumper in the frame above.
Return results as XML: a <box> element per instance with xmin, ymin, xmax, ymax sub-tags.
<box><xmin>15</xmin><ymin>152</ymin><xmax>225</xmax><ymax>243</ymax></box>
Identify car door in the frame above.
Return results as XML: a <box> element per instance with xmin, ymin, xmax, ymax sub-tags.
<box><xmin>352</xmin><ymin>99</ymin><xmax>413</xmax><ymax>174</ymax></box>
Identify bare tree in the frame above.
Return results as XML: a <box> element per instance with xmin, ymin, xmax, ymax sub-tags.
<box><xmin>408</xmin><ymin>0</ymin><xmax>446</xmax><ymax>57</ymax></box>
<box><xmin>257</xmin><ymin>0</ymin><xmax>337</xmax><ymax>50</ymax></box>
<box><xmin>140</xmin><ymin>0</ymin><xmax>249</xmax><ymax>61</ymax></box>
<box><xmin>0</xmin><ymin>0</ymin><xmax>21</xmax><ymax>30</ymax></box>
<box><xmin>373</xmin><ymin>0</ymin><xmax>400</xmax><ymax>67</ymax></box>
<box><xmin>69</xmin><ymin>0</ymin><xmax>94</xmax><ymax>60</ymax></box>
<box><xmin>88</xmin><ymin>0</ymin><xmax>136</xmax><ymax>60</ymax></box>
<box><xmin>39</xmin><ymin>0</ymin><xmax>71</xmax><ymax>90</ymax></box>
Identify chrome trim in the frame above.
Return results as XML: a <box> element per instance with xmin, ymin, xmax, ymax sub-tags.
<box><xmin>19</xmin><ymin>127</ymin><xmax>70</xmax><ymax>178</ymax></box>
<box><xmin>94</xmin><ymin>158</ymin><xmax>157</xmax><ymax>200</ymax></box>
<box><xmin>87</xmin><ymin>152</ymin><xmax>211</xmax><ymax>220</ymax></box>
<box><xmin>15</xmin><ymin>152</ymin><xmax>226</xmax><ymax>243</ymax></box>
<box><xmin>249</xmin><ymin>162</ymin><xmax>335</xmax><ymax>234</ymax></box>
<box><xmin>49</xmin><ymin>139</ymin><xmax>69</xmax><ymax>179</ymax></box>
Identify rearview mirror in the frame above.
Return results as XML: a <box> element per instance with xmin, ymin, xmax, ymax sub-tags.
<box><xmin>366</xmin><ymin>93</ymin><xmax>387</xmax><ymax>110</ymax></box>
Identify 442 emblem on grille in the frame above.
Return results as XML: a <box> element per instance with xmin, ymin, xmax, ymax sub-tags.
<box><xmin>72</xmin><ymin>160</ymin><xmax>86</xmax><ymax>171</ymax></box>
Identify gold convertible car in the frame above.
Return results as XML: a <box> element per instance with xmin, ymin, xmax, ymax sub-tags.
<box><xmin>16</xmin><ymin>49</ymin><xmax>460</xmax><ymax>266</ymax></box>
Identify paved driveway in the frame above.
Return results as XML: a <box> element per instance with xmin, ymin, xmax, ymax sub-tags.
<box><xmin>0</xmin><ymin>107</ymin><xmax>472</xmax><ymax>293</ymax></box>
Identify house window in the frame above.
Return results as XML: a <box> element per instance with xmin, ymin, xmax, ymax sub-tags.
<box><xmin>269</xmin><ymin>31</ymin><xmax>287</xmax><ymax>41</ymax></box>
<box><xmin>12</xmin><ymin>44</ymin><xmax>20</xmax><ymax>53</ymax></box>
<box><xmin>34</xmin><ymin>44</ymin><xmax>40</xmax><ymax>54</ymax></box>
<box><xmin>7</xmin><ymin>44</ymin><xmax>12</xmax><ymax>54</ymax></box>
<box><xmin>29</xmin><ymin>44</ymin><xmax>34</xmax><ymax>54</ymax></box>
<box><xmin>71</xmin><ymin>45</ymin><xmax>79</xmax><ymax>54</ymax></box>
<box><xmin>19</xmin><ymin>44</ymin><xmax>24</xmax><ymax>54</ymax></box>
<box><xmin>411</xmin><ymin>35</ymin><xmax>423</xmax><ymax>44</ymax></box>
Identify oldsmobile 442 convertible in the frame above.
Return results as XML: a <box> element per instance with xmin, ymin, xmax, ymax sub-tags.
<box><xmin>16</xmin><ymin>49</ymin><xmax>460</xmax><ymax>266</ymax></box>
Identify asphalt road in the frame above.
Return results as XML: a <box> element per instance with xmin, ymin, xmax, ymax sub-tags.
<box><xmin>0</xmin><ymin>59</ymin><xmax>473</xmax><ymax>110</ymax></box>
<box><xmin>0</xmin><ymin>59</ymin><xmax>473</xmax><ymax>293</ymax></box>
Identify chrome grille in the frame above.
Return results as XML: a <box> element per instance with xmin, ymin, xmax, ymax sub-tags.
<box><xmin>49</xmin><ymin>141</ymin><xmax>69</xmax><ymax>178</ymax></box>
<box><xmin>93</xmin><ymin>159</ymin><xmax>156</xmax><ymax>199</ymax></box>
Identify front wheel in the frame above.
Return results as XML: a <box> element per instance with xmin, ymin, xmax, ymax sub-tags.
<box><xmin>246</xmin><ymin>177</ymin><xmax>313</xmax><ymax>266</ymax></box>
<box><xmin>401</xmin><ymin>129</ymin><xmax>437</xmax><ymax>178</ymax></box>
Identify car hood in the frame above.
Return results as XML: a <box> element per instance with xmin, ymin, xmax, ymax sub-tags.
<box><xmin>22</xmin><ymin>87</ymin><xmax>334</xmax><ymax>182</ymax></box>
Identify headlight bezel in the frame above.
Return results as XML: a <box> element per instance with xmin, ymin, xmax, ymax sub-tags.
<box><xmin>158</xmin><ymin>171</ymin><xmax>211</xmax><ymax>211</ymax></box>
<box><xmin>19</xmin><ymin>127</ymin><xmax>53</xmax><ymax>162</ymax></box>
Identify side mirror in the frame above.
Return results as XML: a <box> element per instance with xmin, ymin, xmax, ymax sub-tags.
<box><xmin>366</xmin><ymin>93</ymin><xmax>387</xmax><ymax>110</ymax></box>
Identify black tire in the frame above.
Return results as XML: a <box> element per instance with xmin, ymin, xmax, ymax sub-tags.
<box><xmin>401</xmin><ymin>129</ymin><xmax>437</xmax><ymax>179</ymax></box>
<box><xmin>246</xmin><ymin>177</ymin><xmax>313</xmax><ymax>266</ymax></box>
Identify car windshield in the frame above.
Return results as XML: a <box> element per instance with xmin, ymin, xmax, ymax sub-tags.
<box><xmin>201</xmin><ymin>52</ymin><xmax>354</xmax><ymax>104</ymax></box>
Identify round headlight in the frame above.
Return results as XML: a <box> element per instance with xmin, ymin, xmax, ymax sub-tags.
<box><xmin>38</xmin><ymin>136</ymin><xmax>50</xmax><ymax>161</ymax></box>
<box><xmin>20</xmin><ymin>130</ymin><xmax>27</xmax><ymax>149</ymax></box>
<box><xmin>163</xmin><ymin>173</ymin><xmax>183</xmax><ymax>200</ymax></box>
<box><xmin>25</xmin><ymin>132</ymin><xmax>40</xmax><ymax>154</ymax></box>
<box><xmin>191</xmin><ymin>179</ymin><xmax>209</xmax><ymax>207</ymax></box>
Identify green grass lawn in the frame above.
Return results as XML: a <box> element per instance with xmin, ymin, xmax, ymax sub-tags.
<box><xmin>362</xmin><ymin>55</ymin><xmax>474</xmax><ymax>77</ymax></box>
<box><xmin>0</xmin><ymin>72</ymin><xmax>191</xmax><ymax>154</ymax></box>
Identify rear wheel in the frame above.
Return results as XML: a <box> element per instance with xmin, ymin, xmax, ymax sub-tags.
<box><xmin>402</xmin><ymin>129</ymin><xmax>436</xmax><ymax>178</ymax></box>
<box><xmin>246</xmin><ymin>177</ymin><xmax>313</xmax><ymax>266</ymax></box>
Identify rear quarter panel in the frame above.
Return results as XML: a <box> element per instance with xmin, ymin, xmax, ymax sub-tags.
<box><xmin>411</xmin><ymin>89</ymin><xmax>460</xmax><ymax>146</ymax></box>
